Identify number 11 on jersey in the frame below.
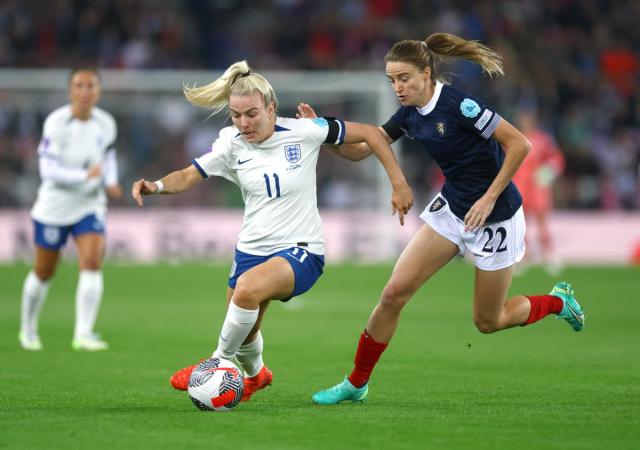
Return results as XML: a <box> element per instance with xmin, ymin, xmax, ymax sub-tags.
<box><xmin>263</xmin><ymin>173</ymin><xmax>281</xmax><ymax>198</ymax></box>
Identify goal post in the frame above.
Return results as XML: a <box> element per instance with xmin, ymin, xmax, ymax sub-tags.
<box><xmin>0</xmin><ymin>68</ymin><xmax>401</xmax><ymax>210</ymax></box>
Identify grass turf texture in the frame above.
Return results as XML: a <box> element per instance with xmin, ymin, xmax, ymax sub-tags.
<box><xmin>1</xmin><ymin>262</ymin><xmax>638</xmax><ymax>449</ymax></box>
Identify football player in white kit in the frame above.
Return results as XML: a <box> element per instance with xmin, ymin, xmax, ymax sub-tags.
<box><xmin>131</xmin><ymin>60</ymin><xmax>414</xmax><ymax>402</ymax></box>
<box><xmin>19</xmin><ymin>68</ymin><xmax>122</xmax><ymax>351</ymax></box>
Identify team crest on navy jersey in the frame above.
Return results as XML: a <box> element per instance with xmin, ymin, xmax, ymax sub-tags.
<box><xmin>436</xmin><ymin>122</ymin><xmax>446</xmax><ymax>136</ymax></box>
<box><xmin>284</xmin><ymin>144</ymin><xmax>302</xmax><ymax>163</ymax></box>
<box><xmin>429</xmin><ymin>196</ymin><xmax>447</xmax><ymax>212</ymax></box>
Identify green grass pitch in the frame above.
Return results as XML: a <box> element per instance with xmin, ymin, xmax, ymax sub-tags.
<box><xmin>1</xmin><ymin>261</ymin><xmax>638</xmax><ymax>449</ymax></box>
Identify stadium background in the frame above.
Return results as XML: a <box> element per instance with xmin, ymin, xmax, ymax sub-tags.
<box><xmin>0</xmin><ymin>1</ymin><xmax>638</xmax><ymax>449</ymax></box>
<box><xmin>0</xmin><ymin>0</ymin><xmax>639</xmax><ymax>264</ymax></box>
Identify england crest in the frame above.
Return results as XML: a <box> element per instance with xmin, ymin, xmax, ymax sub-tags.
<box><xmin>284</xmin><ymin>144</ymin><xmax>301</xmax><ymax>163</ymax></box>
<box><xmin>43</xmin><ymin>226</ymin><xmax>60</xmax><ymax>245</ymax></box>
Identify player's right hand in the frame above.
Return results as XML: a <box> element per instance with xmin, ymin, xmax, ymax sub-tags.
<box><xmin>296</xmin><ymin>103</ymin><xmax>318</xmax><ymax>119</ymax></box>
<box><xmin>391</xmin><ymin>182</ymin><xmax>414</xmax><ymax>226</ymax></box>
<box><xmin>131</xmin><ymin>178</ymin><xmax>158</xmax><ymax>207</ymax></box>
<box><xmin>86</xmin><ymin>164</ymin><xmax>102</xmax><ymax>179</ymax></box>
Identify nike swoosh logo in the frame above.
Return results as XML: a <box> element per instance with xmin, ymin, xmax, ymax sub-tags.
<box><xmin>567</xmin><ymin>304</ymin><xmax>584</xmax><ymax>324</ymax></box>
<box><xmin>220</xmin><ymin>334</ymin><xmax>229</xmax><ymax>342</ymax></box>
<box><xmin>237</xmin><ymin>158</ymin><xmax>253</xmax><ymax>165</ymax></box>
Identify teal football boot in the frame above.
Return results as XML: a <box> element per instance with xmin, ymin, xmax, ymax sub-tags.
<box><xmin>551</xmin><ymin>281</ymin><xmax>585</xmax><ymax>331</ymax></box>
<box><xmin>312</xmin><ymin>378</ymin><xmax>368</xmax><ymax>405</ymax></box>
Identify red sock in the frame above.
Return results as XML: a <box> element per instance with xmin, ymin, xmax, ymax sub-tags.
<box><xmin>348</xmin><ymin>330</ymin><xmax>388</xmax><ymax>388</ymax></box>
<box><xmin>523</xmin><ymin>295</ymin><xmax>564</xmax><ymax>325</ymax></box>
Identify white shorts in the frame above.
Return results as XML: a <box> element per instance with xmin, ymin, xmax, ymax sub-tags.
<box><xmin>419</xmin><ymin>193</ymin><xmax>526</xmax><ymax>271</ymax></box>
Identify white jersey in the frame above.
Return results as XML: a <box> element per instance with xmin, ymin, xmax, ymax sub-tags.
<box><xmin>193</xmin><ymin>116</ymin><xmax>345</xmax><ymax>256</ymax></box>
<box><xmin>31</xmin><ymin>105</ymin><xmax>118</xmax><ymax>225</ymax></box>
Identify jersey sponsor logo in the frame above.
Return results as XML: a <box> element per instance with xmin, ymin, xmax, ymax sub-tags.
<box><xmin>284</xmin><ymin>144</ymin><xmax>302</xmax><ymax>163</ymax></box>
<box><xmin>429</xmin><ymin>196</ymin><xmax>447</xmax><ymax>212</ymax></box>
<box><xmin>436</xmin><ymin>121</ymin><xmax>446</xmax><ymax>136</ymax></box>
<box><xmin>474</xmin><ymin>109</ymin><xmax>492</xmax><ymax>130</ymax></box>
<box><xmin>237</xmin><ymin>158</ymin><xmax>253</xmax><ymax>165</ymax></box>
<box><xmin>460</xmin><ymin>98</ymin><xmax>481</xmax><ymax>118</ymax></box>
<box><xmin>312</xmin><ymin>117</ymin><xmax>328</xmax><ymax>127</ymax></box>
<box><xmin>43</xmin><ymin>226</ymin><xmax>61</xmax><ymax>245</ymax></box>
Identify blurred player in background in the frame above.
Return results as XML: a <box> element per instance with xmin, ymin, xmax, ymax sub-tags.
<box><xmin>512</xmin><ymin>109</ymin><xmax>565</xmax><ymax>272</ymax></box>
<box><xmin>19</xmin><ymin>68</ymin><xmax>122</xmax><ymax>351</ymax></box>
<box><xmin>131</xmin><ymin>60</ymin><xmax>413</xmax><ymax>402</ymax></box>
<box><xmin>300</xmin><ymin>33</ymin><xmax>585</xmax><ymax>405</ymax></box>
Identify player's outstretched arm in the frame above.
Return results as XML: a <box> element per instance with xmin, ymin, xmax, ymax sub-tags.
<box><xmin>343</xmin><ymin>121</ymin><xmax>414</xmax><ymax>225</ymax></box>
<box><xmin>132</xmin><ymin>164</ymin><xmax>203</xmax><ymax>207</ymax></box>
<box><xmin>296</xmin><ymin>103</ymin><xmax>375</xmax><ymax>161</ymax></box>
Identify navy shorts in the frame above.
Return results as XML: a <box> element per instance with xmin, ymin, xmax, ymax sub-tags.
<box><xmin>229</xmin><ymin>247</ymin><xmax>325</xmax><ymax>302</ymax></box>
<box><xmin>33</xmin><ymin>214</ymin><xmax>105</xmax><ymax>250</ymax></box>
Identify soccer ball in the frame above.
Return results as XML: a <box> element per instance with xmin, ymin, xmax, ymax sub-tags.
<box><xmin>188</xmin><ymin>358</ymin><xmax>245</xmax><ymax>412</ymax></box>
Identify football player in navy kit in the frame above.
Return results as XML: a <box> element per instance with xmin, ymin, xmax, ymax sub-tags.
<box><xmin>307</xmin><ymin>33</ymin><xmax>585</xmax><ymax>405</ymax></box>
<box><xmin>131</xmin><ymin>60</ymin><xmax>414</xmax><ymax>402</ymax></box>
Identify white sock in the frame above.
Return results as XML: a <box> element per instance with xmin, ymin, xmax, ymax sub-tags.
<box><xmin>20</xmin><ymin>271</ymin><xmax>50</xmax><ymax>337</ymax></box>
<box><xmin>212</xmin><ymin>300</ymin><xmax>259</xmax><ymax>361</ymax></box>
<box><xmin>74</xmin><ymin>270</ymin><xmax>103</xmax><ymax>340</ymax></box>
<box><xmin>235</xmin><ymin>331</ymin><xmax>264</xmax><ymax>377</ymax></box>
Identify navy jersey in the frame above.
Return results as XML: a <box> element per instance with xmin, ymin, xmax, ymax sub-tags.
<box><xmin>382</xmin><ymin>82</ymin><xmax>522</xmax><ymax>223</ymax></box>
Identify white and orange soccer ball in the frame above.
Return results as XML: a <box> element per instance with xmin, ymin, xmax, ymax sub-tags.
<box><xmin>188</xmin><ymin>358</ymin><xmax>244</xmax><ymax>411</ymax></box>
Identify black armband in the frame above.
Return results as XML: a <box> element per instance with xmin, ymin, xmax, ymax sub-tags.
<box><xmin>381</xmin><ymin>119</ymin><xmax>405</xmax><ymax>142</ymax></box>
<box><xmin>323</xmin><ymin>117</ymin><xmax>346</xmax><ymax>145</ymax></box>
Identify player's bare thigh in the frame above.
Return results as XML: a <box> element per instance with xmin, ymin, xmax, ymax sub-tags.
<box><xmin>383</xmin><ymin>224</ymin><xmax>459</xmax><ymax>302</ymax></box>
<box><xmin>74</xmin><ymin>232</ymin><xmax>105</xmax><ymax>271</ymax></box>
<box><xmin>233</xmin><ymin>256</ymin><xmax>294</xmax><ymax>309</ymax></box>
<box><xmin>473</xmin><ymin>265</ymin><xmax>529</xmax><ymax>332</ymax></box>
<box><xmin>33</xmin><ymin>245</ymin><xmax>61</xmax><ymax>281</ymax></box>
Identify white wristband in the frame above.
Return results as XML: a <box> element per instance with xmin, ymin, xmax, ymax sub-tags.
<box><xmin>154</xmin><ymin>180</ymin><xmax>164</xmax><ymax>194</ymax></box>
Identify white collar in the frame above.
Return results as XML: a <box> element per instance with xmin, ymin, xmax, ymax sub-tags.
<box><xmin>416</xmin><ymin>81</ymin><xmax>443</xmax><ymax>116</ymax></box>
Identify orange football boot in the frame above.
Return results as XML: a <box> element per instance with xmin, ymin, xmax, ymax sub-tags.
<box><xmin>241</xmin><ymin>366</ymin><xmax>273</xmax><ymax>402</ymax></box>
<box><xmin>169</xmin><ymin>362</ymin><xmax>199</xmax><ymax>391</ymax></box>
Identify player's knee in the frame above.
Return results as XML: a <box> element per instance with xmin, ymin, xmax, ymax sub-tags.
<box><xmin>233</xmin><ymin>278</ymin><xmax>260</xmax><ymax>309</ymax></box>
<box><xmin>80</xmin><ymin>258</ymin><xmax>102</xmax><ymax>271</ymax></box>
<box><xmin>34</xmin><ymin>267</ymin><xmax>55</xmax><ymax>282</ymax></box>
<box><xmin>380</xmin><ymin>281</ymin><xmax>411</xmax><ymax>313</ymax></box>
<box><xmin>473</xmin><ymin>316</ymin><xmax>501</xmax><ymax>334</ymax></box>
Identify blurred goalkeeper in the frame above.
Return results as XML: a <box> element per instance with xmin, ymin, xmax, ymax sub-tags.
<box><xmin>512</xmin><ymin>109</ymin><xmax>566</xmax><ymax>272</ymax></box>
<box><xmin>19</xmin><ymin>68</ymin><xmax>122</xmax><ymax>352</ymax></box>
<box><xmin>131</xmin><ymin>60</ymin><xmax>413</xmax><ymax>402</ymax></box>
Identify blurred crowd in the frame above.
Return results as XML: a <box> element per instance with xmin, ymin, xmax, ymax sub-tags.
<box><xmin>0</xmin><ymin>0</ymin><xmax>639</xmax><ymax>210</ymax></box>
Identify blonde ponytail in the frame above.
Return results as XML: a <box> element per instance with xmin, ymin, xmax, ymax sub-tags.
<box><xmin>183</xmin><ymin>60</ymin><xmax>278</xmax><ymax>116</ymax></box>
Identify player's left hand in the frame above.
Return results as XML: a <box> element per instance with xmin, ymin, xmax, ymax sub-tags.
<box><xmin>464</xmin><ymin>195</ymin><xmax>496</xmax><ymax>231</ymax></box>
<box><xmin>391</xmin><ymin>183</ymin><xmax>414</xmax><ymax>226</ymax></box>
